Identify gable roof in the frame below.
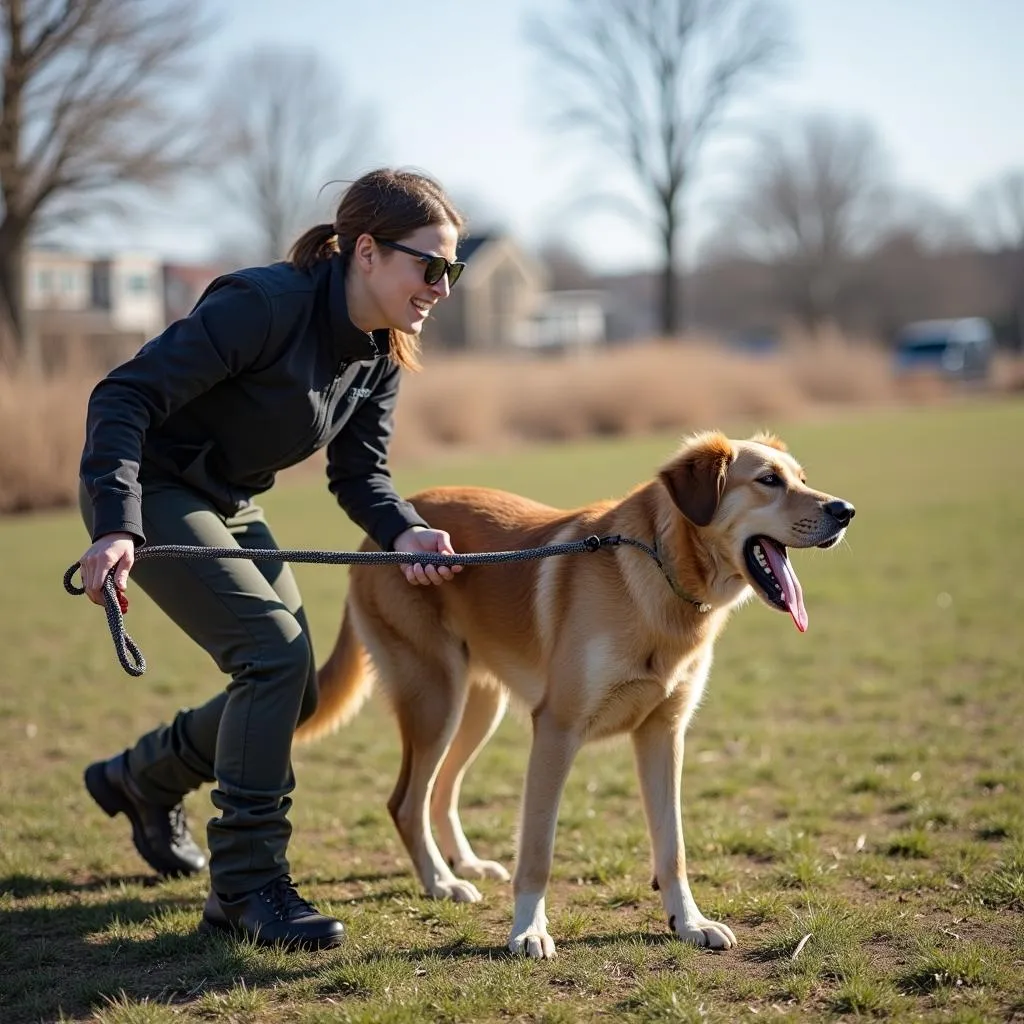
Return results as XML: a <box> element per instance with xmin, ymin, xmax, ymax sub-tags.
<box><xmin>456</xmin><ymin>234</ymin><xmax>496</xmax><ymax>262</ymax></box>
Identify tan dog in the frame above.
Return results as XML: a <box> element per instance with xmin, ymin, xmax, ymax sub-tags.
<box><xmin>297</xmin><ymin>431</ymin><xmax>855</xmax><ymax>958</ymax></box>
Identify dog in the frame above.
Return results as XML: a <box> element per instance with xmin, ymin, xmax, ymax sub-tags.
<box><xmin>296</xmin><ymin>430</ymin><xmax>855</xmax><ymax>958</ymax></box>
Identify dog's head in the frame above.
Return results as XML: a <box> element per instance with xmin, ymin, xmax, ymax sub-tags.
<box><xmin>658</xmin><ymin>431</ymin><xmax>855</xmax><ymax>632</ymax></box>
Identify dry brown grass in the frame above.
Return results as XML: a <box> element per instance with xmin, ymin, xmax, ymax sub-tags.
<box><xmin>993</xmin><ymin>350</ymin><xmax>1024</xmax><ymax>392</ymax></box>
<box><xmin>0</xmin><ymin>364</ymin><xmax>92</xmax><ymax>514</ymax></box>
<box><xmin>390</xmin><ymin>334</ymin><xmax>906</xmax><ymax>461</ymax></box>
<box><xmin>1</xmin><ymin>334</ymin><xmax>1019</xmax><ymax>515</ymax></box>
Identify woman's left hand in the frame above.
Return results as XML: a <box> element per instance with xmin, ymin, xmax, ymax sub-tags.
<box><xmin>392</xmin><ymin>526</ymin><xmax>464</xmax><ymax>586</ymax></box>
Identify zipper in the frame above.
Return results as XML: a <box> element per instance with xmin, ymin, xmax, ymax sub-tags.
<box><xmin>269</xmin><ymin>362</ymin><xmax>351</xmax><ymax>471</ymax></box>
<box><xmin>314</xmin><ymin>363</ymin><xmax>349</xmax><ymax>444</ymax></box>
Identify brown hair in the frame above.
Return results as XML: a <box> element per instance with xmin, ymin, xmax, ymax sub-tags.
<box><xmin>289</xmin><ymin>168</ymin><xmax>465</xmax><ymax>371</ymax></box>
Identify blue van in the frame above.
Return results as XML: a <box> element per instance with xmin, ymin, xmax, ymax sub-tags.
<box><xmin>893</xmin><ymin>318</ymin><xmax>994</xmax><ymax>382</ymax></box>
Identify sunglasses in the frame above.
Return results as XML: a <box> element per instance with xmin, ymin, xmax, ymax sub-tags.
<box><xmin>374</xmin><ymin>237</ymin><xmax>465</xmax><ymax>288</ymax></box>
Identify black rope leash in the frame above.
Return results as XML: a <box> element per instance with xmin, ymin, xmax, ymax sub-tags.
<box><xmin>64</xmin><ymin>534</ymin><xmax>673</xmax><ymax>678</ymax></box>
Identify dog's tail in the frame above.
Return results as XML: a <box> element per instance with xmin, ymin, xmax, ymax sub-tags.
<box><xmin>295</xmin><ymin>605</ymin><xmax>373</xmax><ymax>744</ymax></box>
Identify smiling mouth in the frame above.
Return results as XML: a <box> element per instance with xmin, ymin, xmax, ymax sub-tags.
<box><xmin>743</xmin><ymin>537</ymin><xmax>808</xmax><ymax>633</ymax></box>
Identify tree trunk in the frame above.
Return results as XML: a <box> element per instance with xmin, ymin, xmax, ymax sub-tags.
<box><xmin>659</xmin><ymin>207</ymin><xmax>681</xmax><ymax>338</ymax></box>
<box><xmin>1015</xmin><ymin>248</ymin><xmax>1024</xmax><ymax>354</ymax></box>
<box><xmin>0</xmin><ymin>224</ymin><xmax>36</xmax><ymax>371</ymax></box>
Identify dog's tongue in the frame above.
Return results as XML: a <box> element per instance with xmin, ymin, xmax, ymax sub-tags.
<box><xmin>762</xmin><ymin>539</ymin><xmax>808</xmax><ymax>633</ymax></box>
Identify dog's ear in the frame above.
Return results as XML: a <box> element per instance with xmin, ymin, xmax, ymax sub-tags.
<box><xmin>749</xmin><ymin>430</ymin><xmax>788</xmax><ymax>452</ymax></box>
<box><xmin>659</xmin><ymin>432</ymin><xmax>735</xmax><ymax>527</ymax></box>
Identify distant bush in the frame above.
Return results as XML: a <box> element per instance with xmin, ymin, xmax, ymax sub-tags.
<box><xmin>2</xmin><ymin>333</ymin><xmax>1019</xmax><ymax>515</ymax></box>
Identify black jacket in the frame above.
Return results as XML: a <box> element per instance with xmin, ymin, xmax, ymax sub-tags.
<box><xmin>80</xmin><ymin>254</ymin><xmax>428</xmax><ymax>551</ymax></box>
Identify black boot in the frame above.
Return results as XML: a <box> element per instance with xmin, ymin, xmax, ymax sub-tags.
<box><xmin>84</xmin><ymin>752</ymin><xmax>206</xmax><ymax>878</ymax></box>
<box><xmin>200</xmin><ymin>874</ymin><xmax>345</xmax><ymax>950</ymax></box>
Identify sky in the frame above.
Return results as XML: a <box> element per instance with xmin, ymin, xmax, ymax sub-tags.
<box><xmin>83</xmin><ymin>0</ymin><xmax>1024</xmax><ymax>274</ymax></box>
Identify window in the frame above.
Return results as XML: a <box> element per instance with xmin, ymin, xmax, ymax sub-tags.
<box><xmin>36</xmin><ymin>269</ymin><xmax>54</xmax><ymax>295</ymax></box>
<box><xmin>126</xmin><ymin>273</ymin><xmax>149</xmax><ymax>294</ymax></box>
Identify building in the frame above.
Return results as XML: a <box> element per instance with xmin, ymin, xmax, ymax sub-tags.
<box><xmin>25</xmin><ymin>247</ymin><xmax>167</xmax><ymax>370</ymax></box>
<box><xmin>527</xmin><ymin>289</ymin><xmax>606</xmax><ymax>353</ymax></box>
<box><xmin>426</xmin><ymin>234</ymin><xmax>546</xmax><ymax>352</ymax></box>
<box><xmin>25</xmin><ymin>248</ymin><xmax>93</xmax><ymax>315</ymax></box>
<box><xmin>425</xmin><ymin>233</ymin><xmax>607</xmax><ymax>354</ymax></box>
<box><xmin>93</xmin><ymin>253</ymin><xmax>166</xmax><ymax>338</ymax></box>
<box><xmin>23</xmin><ymin>237</ymin><xmax>606</xmax><ymax>371</ymax></box>
<box><xmin>163</xmin><ymin>262</ymin><xmax>233</xmax><ymax>325</ymax></box>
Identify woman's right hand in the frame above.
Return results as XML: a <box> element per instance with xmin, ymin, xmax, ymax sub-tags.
<box><xmin>79</xmin><ymin>532</ymin><xmax>136</xmax><ymax>607</ymax></box>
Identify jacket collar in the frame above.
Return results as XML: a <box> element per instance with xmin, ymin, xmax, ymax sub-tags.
<box><xmin>324</xmin><ymin>254</ymin><xmax>390</xmax><ymax>363</ymax></box>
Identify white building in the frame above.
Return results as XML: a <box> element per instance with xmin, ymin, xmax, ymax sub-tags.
<box><xmin>24</xmin><ymin>247</ymin><xmax>167</xmax><ymax>370</ymax></box>
<box><xmin>528</xmin><ymin>290</ymin><xmax>606</xmax><ymax>352</ymax></box>
<box><xmin>91</xmin><ymin>253</ymin><xmax>166</xmax><ymax>338</ymax></box>
<box><xmin>25</xmin><ymin>249</ymin><xmax>93</xmax><ymax>313</ymax></box>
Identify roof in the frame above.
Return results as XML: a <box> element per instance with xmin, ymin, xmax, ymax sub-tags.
<box><xmin>456</xmin><ymin>234</ymin><xmax>496</xmax><ymax>262</ymax></box>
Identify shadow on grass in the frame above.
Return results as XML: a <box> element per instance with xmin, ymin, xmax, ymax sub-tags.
<box><xmin>318</xmin><ymin>868</ymin><xmax>413</xmax><ymax>885</ymax></box>
<box><xmin>1</xmin><ymin>880</ymin><xmax>385</xmax><ymax>1022</ymax></box>
<box><xmin>2</xmin><ymin>888</ymin><xmax>207</xmax><ymax>1022</ymax></box>
<box><xmin>1</xmin><ymin>870</ymin><xmax>729</xmax><ymax>1022</ymax></box>
<box><xmin>315</xmin><ymin>927</ymin><xmax>713</xmax><ymax>968</ymax></box>
<box><xmin>337</xmin><ymin>886</ymin><xmax>420</xmax><ymax>905</ymax></box>
<box><xmin>308</xmin><ymin>868</ymin><xmax>418</xmax><ymax>894</ymax></box>
<box><xmin>0</xmin><ymin>872</ymin><xmax>158</xmax><ymax>898</ymax></box>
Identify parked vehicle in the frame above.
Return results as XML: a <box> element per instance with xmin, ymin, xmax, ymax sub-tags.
<box><xmin>893</xmin><ymin>318</ymin><xmax>994</xmax><ymax>381</ymax></box>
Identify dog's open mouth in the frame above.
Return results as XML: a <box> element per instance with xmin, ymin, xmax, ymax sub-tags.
<box><xmin>744</xmin><ymin>537</ymin><xmax>808</xmax><ymax>633</ymax></box>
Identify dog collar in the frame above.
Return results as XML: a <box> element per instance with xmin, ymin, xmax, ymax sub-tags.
<box><xmin>647</xmin><ymin>540</ymin><xmax>712</xmax><ymax>610</ymax></box>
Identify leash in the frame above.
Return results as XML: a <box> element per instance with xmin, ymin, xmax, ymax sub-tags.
<box><xmin>64</xmin><ymin>534</ymin><xmax>703</xmax><ymax>678</ymax></box>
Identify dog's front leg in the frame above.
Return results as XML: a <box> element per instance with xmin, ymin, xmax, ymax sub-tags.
<box><xmin>508</xmin><ymin>710</ymin><xmax>582</xmax><ymax>960</ymax></box>
<box><xmin>632</xmin><ymin>707</ymin><xmax>736</xmax><ymax>949</ymax></box>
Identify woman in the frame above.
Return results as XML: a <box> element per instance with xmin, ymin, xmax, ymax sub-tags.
<box><xmin>76</xmin><ymin>168</ymin><xmax>466</xmax><ymax>950</ymax></box>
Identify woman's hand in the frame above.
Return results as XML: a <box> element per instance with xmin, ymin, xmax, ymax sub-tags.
<box><xmin>392</xmin><ymin>526</ymin><xmax>463</xmax><ymax>586</ymax></box>
<box><xmin>79</xmin><ymin>532</ymin><xmax>136</xmax><ymax>607</ymax></box>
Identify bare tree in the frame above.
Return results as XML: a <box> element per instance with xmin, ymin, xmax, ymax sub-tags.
<box><xmin>717</xmin><ymin>113</ymin><xmax>893</xmax><ymax>331</ymax></box>
<box><xmin>881</xmin><ymin>191</ymin><xmax>972</xmax><ymax>255</ymax></box>
<box><xmin>0</xmin><ymin>0</ymin><xmax>208</xmax><ymax>367</ymax></box>
<box><xmin>972</xmin><ymin>169</ymin><xmax>1024</xmax><ymax>349</ymax></box>
<box><xmin>973</xmin><ymin>169</ymin><xmax>1024</xmax><ymax>250</ymax></box>
<box><xmin>209</xmin><ymin>47</ymin><xmax>372</xmax><ymax>265</ymax></box>
<box><xmin>528</xmin><ymin>0</ymin><xmax>790</xmax><ymax>337</ymax></box>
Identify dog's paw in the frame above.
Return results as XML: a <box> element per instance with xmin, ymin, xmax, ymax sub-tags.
<box><xmin>508</xmin><ymin>928</ymin><xmax>557</xmax><ymax>959</ymax></box>
<box><xmin>450</xmin><ymin>857</ymin><xmax>511</xmax><ymax>882</ymax></box>
<box><xmin>669</xmin><ymin>914</ymin><xmax>737</xmax><ymax>950</ymax></box>
<box><xmin>429</xmin><ymin>878</ymin><xmax>483</xmax><ymax>902</ymax></box>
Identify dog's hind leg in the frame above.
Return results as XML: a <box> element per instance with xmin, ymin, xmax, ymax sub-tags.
<box><xmin>431</xmin><ymin>678</ymin><xmax>510</xmax><ymax>882</ymax></box>
<box><xmin>385</xmin><ymin>652</ymin><xmax>484</xmax><ymax>903</ymax></box>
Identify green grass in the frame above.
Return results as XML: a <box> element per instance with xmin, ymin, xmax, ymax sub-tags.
<box><xmin>2</xmin><ymin>399</ymin><xmax>1023</xmax><ymax>1022</ymax></box>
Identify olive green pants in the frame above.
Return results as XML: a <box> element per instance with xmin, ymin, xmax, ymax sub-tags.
<box><xmin>79</xmin><ymin>479</ymin><xmax>319</xmax><ymax>895</ymax></box>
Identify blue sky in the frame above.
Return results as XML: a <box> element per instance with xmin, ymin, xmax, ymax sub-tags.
<box><xmin>90</xmin><ymin>0</ymin><xmax>1024</xmax><ymax>273</ymax></box>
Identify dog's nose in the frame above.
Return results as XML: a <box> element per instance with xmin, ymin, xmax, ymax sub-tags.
<box><xmin>824</xmin><ymin>499</ymin><xmax>856</xmax><ymax>525</ymax></box>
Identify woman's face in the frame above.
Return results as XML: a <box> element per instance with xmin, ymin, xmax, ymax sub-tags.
<box><xmin>361</xmin><ymin>222</ymin><xmax>460</xmax><ymax>335</ymax></box>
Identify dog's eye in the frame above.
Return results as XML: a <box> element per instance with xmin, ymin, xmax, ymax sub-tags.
<box><xmin>757</xmin><ymin>473</ymin><xmax>783</xmax><ymax>487</ymax></box>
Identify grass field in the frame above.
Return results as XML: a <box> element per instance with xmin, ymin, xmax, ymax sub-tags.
<box><xmin>2</xmin><ymin>400</ymin><xmax>1023</xmax><ymax>1023</ymax></box>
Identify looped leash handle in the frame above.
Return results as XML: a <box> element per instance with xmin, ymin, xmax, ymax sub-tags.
<box><xmin>64</xmin><ymin>562</ymin><xmax>146</xmax><ymax>677</ymax></box>
<box><xmin>100</xmin><ymin>575</ymin><xmax>146</xmax><ymax>676</ymax></box>
<box><xmin>63</xmin><ymin>561</ymin><xmax>86</xmax><ymax>596</ymax></box>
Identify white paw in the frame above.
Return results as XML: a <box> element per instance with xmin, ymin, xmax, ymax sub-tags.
<box><xmin>670</xmin><ymin>914</ymin><xmax>737</xmax><ymax>950</ymax></box>
<box><xmin>428</xmin><ymin>878</ymin><xmax>483</xmax><ymax>903</ymax></box>
<box><xmin>450</xmin><ymin>857</ymin><xmax>511</xmax><ymax>882</ymax></box>
<box><xmin>508</xmin><ymin>928</ymin><xmax>557</xmax><ymax>959</ymax></box>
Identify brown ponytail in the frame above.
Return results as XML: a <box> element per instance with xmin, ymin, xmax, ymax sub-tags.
<box><xmin>288</xmin><ymin>223</ymin><xmax>338</xmax><ymax>269</ymax></box>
